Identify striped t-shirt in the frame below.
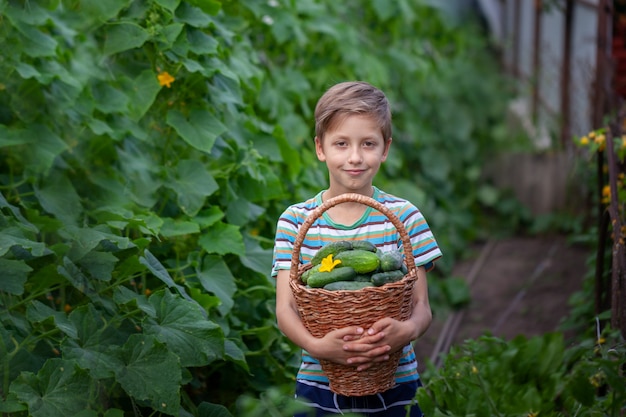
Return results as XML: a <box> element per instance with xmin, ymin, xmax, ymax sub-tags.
<box><xmin>271</xmin><ymin>187</ymin><xmax>442</xmax><ymax>385</ymax></box>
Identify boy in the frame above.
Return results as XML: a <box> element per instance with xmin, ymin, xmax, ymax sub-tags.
<box><xmin>272</xmin><ymin>81</ymin><xmax>441</xmax><ymax>416</ymax></box>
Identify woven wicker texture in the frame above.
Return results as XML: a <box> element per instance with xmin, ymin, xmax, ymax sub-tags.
<box><xmin>289</xmin><ymin>193</ymin><xmax>418</xmax><ymax>396</ymax></box>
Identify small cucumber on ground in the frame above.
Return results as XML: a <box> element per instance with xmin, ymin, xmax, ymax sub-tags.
<box><xmin>307</xmin><ymin>266</ymin><xmax>357</xmax><ymax>288</ymax></box>
<box><xmin>350</xmin><ymin>240</ymin><xmax>377</xmax><ymax>253</ymax></box>
<box><xmin>334</xmin><ymin>249</ymin><xmax>380</xmax><ymax>274</ymax></box>
<box><xmin>310</xmin><ymin>241</ymin><xmax>352</xmax><ymax>266</ymax></box>
<box><xmin>323</xmin><ymin>281</ymin><xmax>373</xmax><ymax>291</ymax></box>
<box><xmin>371</xmin><ymin>270</ymin><xmax>405</xmax><ymax>287</ymax></box>
<box><xmin>379</xmin><ymin>249</ymin><xmax>404</xmax><ymax>272</ymax></box>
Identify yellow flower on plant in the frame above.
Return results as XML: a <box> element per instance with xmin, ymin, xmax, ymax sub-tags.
<box><xmin>157</xmin><ymin>71</ymin><xmax>175</xmax><ymax>88</ymax></box>
<box><xmin>319</xmin><ymin>254</ymin><xmax>342</xmax><ymax>272</ymax></box>
<box><xmin>602</xmin><ymin>185</ymin><xmax>611</xmax><ymax>204</ymax></box>
<box><xmin>580</xmin><ymin>136</ymin><xmax>589</xmax><ymax>145</ymax></box>
<box><xmin>471</xmin><ymin>365</ymin><xmax>478</xmax><ymax>374</ymax></box>
<box><xmin>589</xmin><ymin>371</ymin><xmax>605</xmax><ymax>388</ymax></box>
<box><xmin>595</xmin><ymin>134</ymin><xmax>606</xmax><ymax>152</ymax></box>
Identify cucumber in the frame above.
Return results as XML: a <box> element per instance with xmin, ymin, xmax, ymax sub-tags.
<box><xmin>323</xmin><ymin>281</ymin><xmax>373</xmax><ymax>291</ymax></box>
<box><xmin>334</xmin><ymin>250</ymin><xmax>380</xmax><ymax>274</ymax></box>
<box><xmin>300</xmin><ymin>265</ymin><xmax>320</xmax><ymax>284</ymax></box>
<box><xmin>371</xmin><ymin>270</ymin><xmax>405</xmax><ymax>287</ymax></box>
<box><xmin>379</xmin><ymin>249</ymin><xmax>404</xmax><ymax>272</ymax></box>
<box><xmin>307</xmin><ymin>266</ymin><xmax>357</xmax><ymax>288</ymax></box>
<box><xmin>310</xmin><ymin>240</ymin><xmax>352</xmax><ymax>266</ymax></box>
<box><xmin>354</xmin><ymin>274</ymin><xmax>373</xmax><ymax>282</ymax></box>
<box><xmin>350</xmin><ymin>240</ymin><xmax>377</xmax><ymax>253</ymax></box>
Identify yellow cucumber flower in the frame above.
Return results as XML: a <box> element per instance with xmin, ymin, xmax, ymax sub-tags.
<box><xmin>319</xmin><ymin>254</ymin><xmax>342</xmax><ymax>272</ymax></box>
<box><xmin>157</xmin><ymin>71</ymin><xmax>175</xmax><ymax>88</ymax></box>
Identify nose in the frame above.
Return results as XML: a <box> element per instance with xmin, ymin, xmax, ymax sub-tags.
<box><xmin>348</xmin><ymin>146</ymin><xmax>363</xmax><ymax>164</ymax></box>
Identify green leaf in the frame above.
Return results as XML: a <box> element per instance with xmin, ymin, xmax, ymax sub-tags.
<box><xmin>169</xmin><ymin>159</ymin><xmax>219</xmax><ymax>216</ymax></box>
<box><xmin>188</xmin><ymin>0</ymin><xmax>222</xmax><ymax>15</ymax></box>
<box><xmin>63</xmin><ymin>225</ymin><xmax>132</xmax><ymax>261</ymax></box>
<box><xmin>159</xmin><ymin>23</ymin><xmax>185</xmax><ymax>47</ymax></box>
<box><xmin>34</xmin><ymin>173</ymin><xmax>82</xmax><ymax>225</ymax></box>
<box><xmin>114</xmin><ymin>334</ymin><xmax>181</xmax><ymax>414</ymax></box>
<box><xmin>239</xmin><ymin>235</ymin><xmax>273</xmax><ymax>276</ymax></box>
<box><xmin>0</xmin><ymin>192</ymin><xmax>37</xmax><ymax>232</ymax></box>
<box><xmin>154</xmin><ymin>0</ymin><xmax>181</xmax><ymax>13</ymax></box>
<box><xmin>166</xmin><ymin>109</ymin><xmax>227</xmax><ymax>154</ymax></box>
<box><xmin>77</xmin><ymin>250</ymin><xmax>118</xmax><ymax>281</ymax></box>
<box><xmin>196</xmin><ymin>255</ymin><xmax>236</xmax><ymax>315</ymax></box>
<box><xmin>10</xmin><ymin>359</ymin><xmax>92</xmax><ymax>417</ymax></box>
<box><xmin>198</xmin><ymin>222</ymin><xmax>245</xmax><ymax>256</ymax></box>
<box><xmin>0</xmin><ymin>392</ymin><xmax>27</xmax><ymax>413</ymax></box>
<box><xmin>142</xmin><ymin>290</ymin><xmax>225</xmax><ymax>367</ymax></box>
<box><xmin>91</xmin><ymin>83</ymin><xmax>130</xmax><ymax>114</ymax></box>
<box><xmin>160</xmin><ymin>218</ymin><xmax>200</xmax><ymax>237</ymax></box>
<box><xmin>197</xmin><ymin>401</ymin><xmax>234</xmax><ymax>417</ymax></box>
<box><xmin>125</xmin><ymin>70</ymin><xmax>161</xmax><ymax>120</ymax></box>
<box><xmin>62</xmin><ymin>305</ymin><xmax>125</xmax><ymax>380</ymax></box>
<box><xmin>103</xmin><ymin>409</ymin><xmax>125</xmax><ymax>417</ymax></box>
<box><xmin>187</xmin><ymin>28</ymin><xmax>220</xmax><ymax>55</ymax></box>
<box><xmin>0</xmin><ymin>227</ymin><xmax>47</xmax><ymax>257</ymax></box>
<box><xmin>175</xmin><ymin>3</ymin><xmax>213</xmax><ymax>27</ymax></box>
<box><xmin>103</xmin><ymin>22</ymin><xmax>150</xmax><ymax>55</ymax></box>
<box><xmin>195</xmin><ymin>206</ymin><xmax>224</xmax><ymax>228</ymax></box>
<box><xmin>11</xmin><ymin>124</ymin><xmax>69</xmax><ymax>175</ymax></box>
<box><xmin>77</xmin><ymin>0</ymin><xmax>131</xmax><ymax>26</ymax></box>
<box><xmin>441</xmin><ymin>276</ymin><xmax>471</xmax><ymax>308</ymax></box>
<box><xmin>0</xmin><ymin>259</ymin><xmax>32</xmax><ymax>295</ymax></box>
<box><xmin>139</xmin><ymin>250</ymin><xmax>197</xmax><ymax>305</ymax></box>
<box><xmin>26</xmin><ymin>301</ymin><xmax>77</xmax><ymax>339</ymax></box>
<box><xmin>13</xmin><ymin>22</ymin><xmax>58</xmax><ymax>57</ymax></box>
<box><xmin>224</xmin><ymin>339</ymin><xmax>248</xmax><ymax>372</ymax></box>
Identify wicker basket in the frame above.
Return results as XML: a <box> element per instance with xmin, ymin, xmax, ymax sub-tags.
<box><xmin>289</xmin><ymin>193</ymin><xmax>418</xmax><ymax>396</ymax></box>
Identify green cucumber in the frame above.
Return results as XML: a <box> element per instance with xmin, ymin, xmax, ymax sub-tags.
<box><xmin>300</xmin><ymin>265</ymin><xmax>321</xmax><ymax>284</ymax></box>
<box><xmin>350</xmin><ymin>240</ymin><xmax>377</xmax><ymax>253</ymax></box>
<box><xmin>334</xmin><ymin>249</ymin><xmax>380</xmax><ymax>274</ymax></box>
<box><xmin>307</xmin><ymin>267</ymin><xmax>357</xmax><ymax>288</ymax></box>
<box><xmin>379</xmin><ymin>249</ymin><xmax>404</xmax><ymax>272</ymax></box>
<box><xmin>354</xmin><ymin>274</ymin><xmax>373</xmax><ymax>282</ymax></box>
<box><xmin>323</xmin><ymin>281</ymin><xmax>373</xmax><ymax>291</ymax></box>
<box><xmin>310</xmin><ymin>240</ymin><xmax>352</xmax><ymax>266</ymax></box>
<box><xmin>371</xmin><ymin>270</ymin><xmax>405</xmax><ymax>287</ymax></box>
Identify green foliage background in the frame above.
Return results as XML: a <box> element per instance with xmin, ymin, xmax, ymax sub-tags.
<box><xmin>0</xmin><ymin>0</ymin><xmax>539</xmax><ymax>416</ymax></box>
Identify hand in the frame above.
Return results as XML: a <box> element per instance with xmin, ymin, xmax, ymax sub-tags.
<box><xmin>308</xmin><ymin>326</ymin><xmax>390</xmax><ymax>368</ymax></box>
<box><xmin>343</xmin><ymin>318</ymin><xmax>412</xmax><ymax>371</ymax></box>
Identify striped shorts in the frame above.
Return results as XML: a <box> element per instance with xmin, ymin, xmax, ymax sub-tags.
<box><xmin>293</xmin><ymin>379</ymin><xmax>424</xmax><ymax>417</ymax></box>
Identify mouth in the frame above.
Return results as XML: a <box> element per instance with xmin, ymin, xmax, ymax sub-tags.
<box><xmin>345</xmin><ymin>169</ymin><xmax>366</xmax><ymax>176</ymax></box>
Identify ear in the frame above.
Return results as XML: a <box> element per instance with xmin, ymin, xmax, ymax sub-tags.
<box><xmin>314</xmin><ymin>136</ymin><xmax>326</xmax><ymax>161</ymax></box>
<box><xmin>380</xmin><ymin>137</ymin><xmax>392</xmax><ymax>162</ymax></box>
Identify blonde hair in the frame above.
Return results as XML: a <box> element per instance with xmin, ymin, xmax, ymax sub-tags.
<box><xmin>314</xmin><ymin>81</ymin><xmax>392</xmax><ymax>141</ymax></box>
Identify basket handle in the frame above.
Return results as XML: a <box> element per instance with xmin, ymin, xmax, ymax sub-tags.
<box><xmin>289</xmin><ymin>193</ymin><xmax>417</xmax><ymax>282</ymax></box>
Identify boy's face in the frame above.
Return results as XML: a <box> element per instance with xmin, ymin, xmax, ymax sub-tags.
<box><xmin>315</xmin><ymin>114</ymin><xmax>391</xmax><ymax>196</ymax></box>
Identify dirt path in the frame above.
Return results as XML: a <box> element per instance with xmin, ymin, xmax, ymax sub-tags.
<box><xmin>415</xmin><ymin>234</ymin><xmax>591</xmax><ymax>372</ymax></box>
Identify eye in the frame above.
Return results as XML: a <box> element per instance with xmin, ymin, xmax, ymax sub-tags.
<box><xmin>363</xmin><ymin>140</ymin><xmax>377</xmax><ymax>148</ymax></box>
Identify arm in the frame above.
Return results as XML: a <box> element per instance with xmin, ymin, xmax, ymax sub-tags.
<box><xmin>275</xmin><ymin>269</ymin><xmax>391</xmax><ymax>365</ymax></box>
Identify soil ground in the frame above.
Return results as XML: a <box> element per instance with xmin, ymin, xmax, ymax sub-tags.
<box><xmin>414</xmin><ymin>234</ymin><xmax>591</xmax><ymax>372</ymax></box>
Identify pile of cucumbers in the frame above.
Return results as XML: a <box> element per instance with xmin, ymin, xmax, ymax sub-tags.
<box><xmin>301</xmin><ymin>240</ymin><xmax>409</xmax><ymax>290</ymax></box>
